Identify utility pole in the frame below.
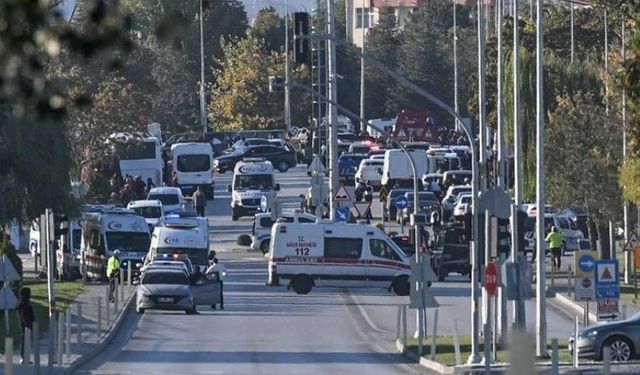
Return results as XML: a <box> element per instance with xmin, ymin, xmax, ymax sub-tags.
<box><xmin>469</xmin><ymin>0</ymin><xmax>486</xmax><ymax>365</ymax></box>
<box><xmin>623</xmin><ymin>20</ymin><xmax>631</xmax><ymax>284</ymax></box>
<box><xmin>454</xmin><ymin>2</ymin><xmax>460</xmax><ymax>131</ymax></box>
<box><xmin>284</xmin><ymin>0</ymin><xmax>292</xmax><ymax>133</ymax></box>
<box><xmin>496</xmin><ymin>0</ymin><xmax>505</xmax><ymax>188</ymax></box>
<box><xmin>570</xmin><ymin>0</ymin><xmax>574</xmax><ymax>64</ymax></box>
<box><xmin>360</xmin><ymin>0</ymin><xmax>366</xmax><ymax>135</ymax></box>
<box><xmin>327</xmin><ymin>0</ymin><xmax>338</xmax><ymax>221</ymax></box>
<box><xmin>604</xmin><ymin>8</ymin><xmax>609</xmax><ymax>115</ymax></box>
<box><xmin>199</xmin><ymin>0</ymin><xmax>208</xmax><ymax>134</ymax></box>
<box><xmin>511</xmin><ymin>0</ymin><xmax>525</xmax><ymax>330</ymax></box>
<box><xmin>535</xmin><ymin>0</ymin><xmax>547</xmax><ymax>358</ymax></box>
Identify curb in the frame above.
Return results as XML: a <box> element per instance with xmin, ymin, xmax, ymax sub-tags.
<box><xmin>61</xmin><ymin>288</ymin><xmax>136</xmax><ymax>375</ymax></box>
<box><xmin>395</xmin><ymin>339</ymin><xmax>455</xmax><ymax>374</ymax></box>
<box><xmin>554</xmin><ymin>293</ymin><xmax>597</xmax><ymax>324</ymax></box>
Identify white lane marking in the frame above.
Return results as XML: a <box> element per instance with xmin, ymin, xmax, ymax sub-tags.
<box><xmin>346</xmin><ymin>289</ymin><xmax>389</xmax><ymax>334</ymax></box>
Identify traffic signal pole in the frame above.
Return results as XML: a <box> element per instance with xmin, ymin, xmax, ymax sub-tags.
<box><xmin>326</xmin><ymin>0</ymin><xmax>338</xmax><ymax>221</ymax></box>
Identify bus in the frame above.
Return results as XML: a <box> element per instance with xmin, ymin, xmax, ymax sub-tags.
<box><xmin>115</xmin><ymin>135</ymin><xmax>163</xmax><ymax>187</ymax></box>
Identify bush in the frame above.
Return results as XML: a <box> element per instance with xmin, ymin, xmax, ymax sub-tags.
<box><xmin>237</xmin><ymin>234</ymin><xmax>252</xmax><ymax>247</ymax></box>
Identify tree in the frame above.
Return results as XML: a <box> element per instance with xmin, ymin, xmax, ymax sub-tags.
<box><xmin>253</xmin><ymin>6</ymin><xmax>286</xmax><ymax>53</ymax></box>
<box><xmin>546</xmin><ymin>92</ymin><xmax>622</xmax><ymax>252</ymax></box>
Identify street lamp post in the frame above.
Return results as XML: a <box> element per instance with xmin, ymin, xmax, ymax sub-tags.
<box><xmin>199</xmin><ymin>0</ymin><xmax>208</xmax><ymax>135</ymax></box>
<box><xmin>284</xmin><ymin>0</ymin><xmax>292</xmax><ymax>134</ymax></box>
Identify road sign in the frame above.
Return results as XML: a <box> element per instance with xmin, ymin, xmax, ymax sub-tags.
<box><xmin>334</xmin><ymin>206</ymin><xmax>350</xmax><ymax>223</ymax></box>
<box><xmin>595</xmin><ymin>260</ymin><xmax>620</xmax><ymax>299</ymax></box>
<box><xmin>625</xmin><ymin>231</ymin><xmax>640</xmax><ymax>251</ymax></box>
<box><xmin>409</xmin><ymin>255</ymin><xmax>439</xmax><ymax>309</ymax></box>
<box><xmin>395</xmin><ymin>195</ymin><xmax>408</xmax><ymax>210</ymax></box>
<box><xmin>353</xmin><ymin>202</ymin><xmax>371</xmax><ymax>217</ymax></box>
<box><xmin>0</xmin><ymin>287</ymin><xmax>17</xmax><ymax>310</ymax></box>
<box><xmin>332</xmin><ymin>185</ymin><xmax>352</xmax><ymax>202</ymax></box>
<box><xmin>484</xmin><ymin>262</ymin><xmax>498</xmax><ymax>296</ymax></box>
<box><xmin>260</xmin><ymin>196</ymin><xmax>268</xmax><ymax>212</ymax></box>
<box><xmin>574</xmin><ymin>250</ymin><xmax>600</xmax><ymax>278</ymax></box>
<box><xmin>379</xmin><ymin>185</ymin><xmax>388</xmax><ymax>202</ymax></box>
<box><xmin>504</xmin><ymin>260</ymin><xmax>533</xmax><ymax>300</ymax></box>
<box><xmin>0</xmin><ymin>257</ymin><xmax>20</xmax><ymax>282</ymax></box>
<box><xmin>578</xmin><ymin>253</ymin><xmax>596</xmax><ymax>273</ymax></box>
<box><xmin>575</xmin><ymin>276</ymin><xmax>596</xmax><ymax>300</ymax></box>
<box><xmin>307</xmin><ymin>155</ymin><xmax>326</xmax><ymax>174</ymax></box>
<box><xmin>597</xmin><ymin>298</ymin><xmax>620</xmax><ymax>321</ymax></box>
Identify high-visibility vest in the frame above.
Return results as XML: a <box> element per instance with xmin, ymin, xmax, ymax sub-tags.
<box><xmin>107</xmin><ymin>256</ymin><xmax>120</xmax><ymax>278</ymax></box>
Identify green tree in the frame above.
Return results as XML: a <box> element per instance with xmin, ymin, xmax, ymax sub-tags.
<box><xmin>253</xmin><ymin>6</ymin><xmax>286</xmax><ymax>53</ymax></box>
<box><xmin>546</xmin><ymin>92</ymin><xmax>621</xmax><ymax>248</ymax></box>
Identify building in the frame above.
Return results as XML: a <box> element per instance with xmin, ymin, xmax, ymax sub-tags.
<box><xmin>345</xmin><ymin>0</ymin><xmax>423</xmax><ymax>48</ymax></box>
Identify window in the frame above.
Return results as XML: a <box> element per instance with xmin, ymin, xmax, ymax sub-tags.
<box><xmin>122</xmin><ymin>141</ymin><xmax>156</xmax><ymax>160</ymax></box>
<box><xmin>148</xmin><ymin>194</ymin><xmax>180</xmax><ymax>206</ymax></box>
<box><xmin>259</xmin><ymin>217</ymin><xmax>275</xmax><ymax>228</ymax></box>
<box><xmin>356</xmin><ymin>7</ymin><xmax>373</xmax><ymax>28</ymax></box>
<box><xmin>176</xmin><ymin>154</ymin><xmax>210</xmax><ymax>172</ymax></box>
<box><xmin>324</xmin><ymin>238</ymin><xmax>362</xmax><ymax>259</ymax></box>
<box><xmin>369</xmin><ymin>239</ymin><xmax>402</xmax><ymax>261</ymax></box>
<box><xmin>299</xmin><ymin>217</ymin><xmax>315</xmax><ymax>223</ymax></box>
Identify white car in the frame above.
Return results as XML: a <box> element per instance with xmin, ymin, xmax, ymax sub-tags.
<box><xmin>251</xmin><ymin>211</ymin><xmax>317</xmax><ymax>254</ymax></box>
<box><xmin>127</xmin><ymin>200</ymin><xmax>164</xmax><ymax>232</ymax></box>
<box><xmin>441</xmin><ymin>185</ymin><xmax>472</xmax><ymax>211</ymax></box>
<box><xmin>354</xmin><ymin>158</ymin><xmax>384</xmax><ymax>187</ymax></box>
<box><xmin>147</xmin><ymin>187</ymin><xmax>185</xmax><ymax>214</ymax></box>
<box><xmin>452</xmin><ymin>193</ymin><xmax>473</xmax><ymax>218</ymax></box>
<box><xmin>29</xmin><ymin>220</ymin><xmax>40</xmax><ymax>256</ymax></box>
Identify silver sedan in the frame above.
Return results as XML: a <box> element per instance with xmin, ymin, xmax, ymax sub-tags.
<box><xmin>570</xmin><ymin>313</ymin><xmax>640</xmax><ymax>362</ymax></box>
<box><xmin>136</xmin><ymin>269</ymin><xmax>195</xmax><ymax>314</ymax></box>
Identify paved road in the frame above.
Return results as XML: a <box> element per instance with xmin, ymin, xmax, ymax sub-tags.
<box><xmin>75</xmin><ymin>166</ymin><xmax>576</xmax><ymax>374</ymax></box>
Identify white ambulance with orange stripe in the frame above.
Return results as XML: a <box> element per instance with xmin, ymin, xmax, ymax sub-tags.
<box><xmin>267</xmin><ymin>222</ymin><xmax>411</xmax><ymax>295</ymax></box>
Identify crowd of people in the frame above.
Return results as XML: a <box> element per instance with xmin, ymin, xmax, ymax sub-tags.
<box><xmin>108</xmin><ymin>174</ymin><xmax>156</xmax><ymax>207</ymax></box>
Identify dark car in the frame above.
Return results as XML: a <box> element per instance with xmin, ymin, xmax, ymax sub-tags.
<box><xmin>570</xmin><ymin>313</ymin><xmax>640</xmax><ymax>362</ymax></box>
<box><xmin>400</xmin><ymin>191</ymin><xmax>442</xmax><ymax>224</ymax></box>
<box><xmin>384</xmin><ymin>188</ymin><xmax>412</xmax><ymax>221</ymax></box>
<box><xmin>338</xmin><ymin>153</ymin><xmax>367</xmax><ymax>186</ymax></box>
<box><xmin>214</xmin><ymin>145</ymin><xmax>297</xmax><ymax>173</ymax></box>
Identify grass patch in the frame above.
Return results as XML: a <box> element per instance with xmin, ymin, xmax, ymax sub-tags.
<box><xmin>0</xmin><ymin>282</ymin><xmax>84</xmax><ymax>352</ymax></box>
<box><xmin>405</xmin><ymin>336</ymin><xmax>572</xmax><ymax>366</ymax></box>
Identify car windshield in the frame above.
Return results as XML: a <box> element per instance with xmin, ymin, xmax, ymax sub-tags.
<box><xmin>156</xmin><ymin>247</ymin><xmax>208</xmax><ymax>266</ymax></box>
<box><xmin>351</xmin><ymin>146</ymin><xmax>370</xmax><ymax>154</ymax></box>
<box><xmin>106</xmin><ymin>232</ymin><xmax>150</xmax><ymax>252</ymax></box>
<box><xmin>234</xmin><ymin>174</ymin><xmax>273</xmax><ymax>190</ymax></box>
<box><xmin>142</xmin><ymin>272</ymin><xmax>188</xmax><ymax>285</ymax></box>
<box><xmin>339</xmin><ymin>156</ymin><xmax>364</xmax><ymax>164</ymax></box>
<box><xmin>133</xmin><ymin>206</ymin><xmax>162</xmax><ymax>219</ymax></box>
<box><xmin>148</xmin><ymin>194</ymin><xmax>180</xmax><ymax>206</ymax></box>
<box><xmin>177</xmin><ymin>154</ymin><xmax>210</xmax><ymax>172</ymax></box>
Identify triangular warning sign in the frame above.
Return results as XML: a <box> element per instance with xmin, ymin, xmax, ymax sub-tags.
<box><xmin>0</xmin><ymin>256</ymin><xmax>20</xmax><ymax>282</ymax></box>
<box><xmin>353</xmin><ymin>202</ymin><xmax>371</xmax><ymax>217</ymax></box>
<box><xmin>397</xmin><ymin>129</ymin><xmax>406</xmax><ymax>138</ymax></box>
<box><xmin>625</xmin><ymin>232</ymin><xmax>640</xmax><ymax>251</ymax></box>
<box><xmin>307</xmin><ymin>156</ymin><xmax>326</xmax><ymax>174</ymax></box>
<box><xmin>600</xmin><ymin>265</ymin><xmax>613</xmax><ymax>281</ymax></box>
<box><xmin>332</xmin><ymin>185</ymin><xmax>352</xmax><ymax>202</ymax></box>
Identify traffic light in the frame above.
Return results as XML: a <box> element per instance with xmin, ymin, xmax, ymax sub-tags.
<box><xmin>293</xmin><ymin>12</ymin><xmax>310</xmax><ymax>64</ymax></box>
<box><xmin>497</xmin><ymin>217</ymin><xmax>511</xmax><ymax>256</ymax></box>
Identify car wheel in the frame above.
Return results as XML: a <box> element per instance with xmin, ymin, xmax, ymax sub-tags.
<box><xmin>260</xmin><ymin>239</ymin><xmax>270</xmax><ymax>255</ymax></box>
<box><xmin>278</xmin><ymin>161</ymin><xmax>289</xmax><ymax>173</ymax></box>
<box><xmin>291</xmin><ymin>275</ymin><xmax>313</xmax><ymax>294</ymax></box>
<box><xmin>392</xmin><ymin>275</ymin><xmax>410</xmax><ymax>296</ymax></box>
<box><xmin>604</xmin><ymin>336</ymin><xmax>634</xmax><ymax>362</ymax></box>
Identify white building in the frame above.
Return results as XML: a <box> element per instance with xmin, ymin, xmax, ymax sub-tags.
<box><xmin>345</xmin><ymin>0</ymin><xmax>423</xmax><ymax>48</ymax></box>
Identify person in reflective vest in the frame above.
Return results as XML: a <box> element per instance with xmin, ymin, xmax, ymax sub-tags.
<box><xmin>107</xmin><ymin>250</ymin><xmax>121</xmax><ymax>303</ymax></box>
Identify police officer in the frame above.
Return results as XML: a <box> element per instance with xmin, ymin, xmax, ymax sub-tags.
<box><xmin>107</xmin><ymin>250</ymin><xmax>121</xmax><ymax>303</ymax></box>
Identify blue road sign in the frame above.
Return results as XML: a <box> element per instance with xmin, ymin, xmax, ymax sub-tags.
<box><xmin>579</xmin><ymin>254</ymin><xmax>596</xmax><ymax>273</ymax></box>
<box><xmin>595</xmin><ymin>260</ymin><xmax>619</xmax><ymax>299</ymax></box>
<box><xmin>395</xmin><ymin>195</ymin><xmax>408</xmax><ymax>210</ymax></box>
<box><xmin>260</xmin><ymin>196</ymin><xmax>268</xmax><ymax>212</ymax></box>
<box><xmin>335</xmin><ymin>206</ymin><xmax>350</xmax><ymax>223</ymax></box>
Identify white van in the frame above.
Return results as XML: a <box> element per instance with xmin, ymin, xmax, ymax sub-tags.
<box><xmin>367</xmin><ymin>118</ymin><xmax>395</xmax><ymax>138</ymax></box>
<box><xmin>267</xmin><ymin>222</ymin><xmax>411</xmax><ymax>295</ymax></box>
<box><xmin>80</xmin><ymin>209</ymin><xmax>151</xmax><ymax>281</ymax></box>
<box><xmin>171</xmin><ymin>142</ymin><xmax>215</xmax><ymax>199</ymax></box>
<box><xmin>228</xmin><ymin>158</ymin><xmax>280</xmax><ymax>221</ymax></box>
<box><xmin>147</xmin><ymin>187</ymin><xmax>185</xmax><ymax>214</ymax></box>
<box><xmin>56</xmin><ymin>218</ymin><xmax>83</xmax><ymax>280</ymax></box>
<box><xmin>427</xmin><ymin>153</ymin><xmax>460</xmax><ymax>173</ymax></box>
<box><xmin>355</xmin><ymin>158</ymin><xmax>384</xmax><ymax>187</ymax></box>
<box><xmin>127</xmin><ymin>200</ymin><xmax>164</xmax><ymax>232</ymax></box>
<box><xmin>381</xmin><ymin>149</ymin><xmax>428</xmax><ymax>187</ymax></box>
<box><xmin>251</xmin><ymin>211</ymin><xmax>317</xmax><ymax>254</ymax></box>
<box><xmin>147</xmin><ymin>220</ymin><xmax>209</xmax><ymax>272</ymax></box>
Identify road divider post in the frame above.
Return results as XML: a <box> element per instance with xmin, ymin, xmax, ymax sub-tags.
<box><xmin>5</xmin><ymin>337</ymin><xmax>13</xmax><ymax>375</ymax></box>
<box><xmin>551</xmin><ymin>338</ymin><xmax>558</xmax><ymax>374</ymax></box>
<box><xmin>430</xmin><ymin>309</ymin><xmax>438</xmax><ymax>361</ymax></box>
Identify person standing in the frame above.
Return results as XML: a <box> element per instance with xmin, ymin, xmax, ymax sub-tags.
<box><xmin>192</xmin><ymin>185</ymin><xmax>207</xmax><ymax>217</ymax></box>
<box><xmin>107</xmin><ymin>250</ymin><xmax>121</xmax><ymax>303</ymax></box>
<box><xmin>17</xmin><ymin>287</ymin><xmax>34</xmax><ymax>364</ymax></box>
<box><xmin>206</xmin><ymin>256</ymin><xmax>227</xmax><ymax>310</ymax></box>
<box><xmin>545</xmin><ymin>226</ymin><xmax>564</xmax><ymax>271</ymax></box>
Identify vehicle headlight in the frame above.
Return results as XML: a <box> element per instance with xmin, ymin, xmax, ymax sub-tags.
<box><xmin>586</xmin><ymin>330</ymin><xmax>598</xmax><ymax>337</ymax></box>
<box><xmin>213</xmin><ymin>160</ymin><xmax>219</xmax><ymax>167</ymax></box>
<box><xmin>232</xmin><ymin>195</ymin><xmax>241</xmax><ymax>205</ymax></box>
<box><xmin>135</xmin><ymin>262</ymin><xmax>142</xmax><ymax>268</ymax></box>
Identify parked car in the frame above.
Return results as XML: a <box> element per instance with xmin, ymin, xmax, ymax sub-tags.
<box><xmin>384</xmin><ymin>189</ymin><xmax>412</xmax><ymax>221</ymax></box>
<box><xmin>570</xmin><ymin>313</ymin><xmax>640</xmax><ymax>362</ymax></box>
<box><xmin>213</xmin><ymin>145</ymin><xmax>297</xmax><ymax>173</ymax></box>
<box><xmin>399</xmin><ymin>192</ymin><xmax>441</xmax><ymax>225</ymax></box>
<box><xmin>452</xmin><ymin>193</ymin><xmax>473</xmax><ymax>218</ymax></box>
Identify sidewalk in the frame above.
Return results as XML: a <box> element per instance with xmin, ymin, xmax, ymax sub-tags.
<box><xmin>0</xmin><ymin>253</ymin><xmax>135</xmax><ymax>374</ymax></box>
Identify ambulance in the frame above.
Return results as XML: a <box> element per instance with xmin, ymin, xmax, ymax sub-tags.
<box><xmin>147</xmin><ymin>219</ymin><xmax>209</xmax><ymax>272</ymax></box>
<box><xmin>80</xmin><ymin>208</ymin><xmax>151</xmax><ymax>281</ymax></box>
<box><xmin>228</xmin><ymin>158</ymin><xmax>280</xmax><ymax>221</ymax></box>
<box><xmin>267</xmin><ymin>222</ymin><xmax>411</xmax><ymax>295</ymax></box>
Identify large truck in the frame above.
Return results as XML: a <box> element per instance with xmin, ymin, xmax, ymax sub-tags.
<box><xmin>392</xmin><ymin>110</ymin><xmax>438</xmax><ymax>143</ymax></box>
